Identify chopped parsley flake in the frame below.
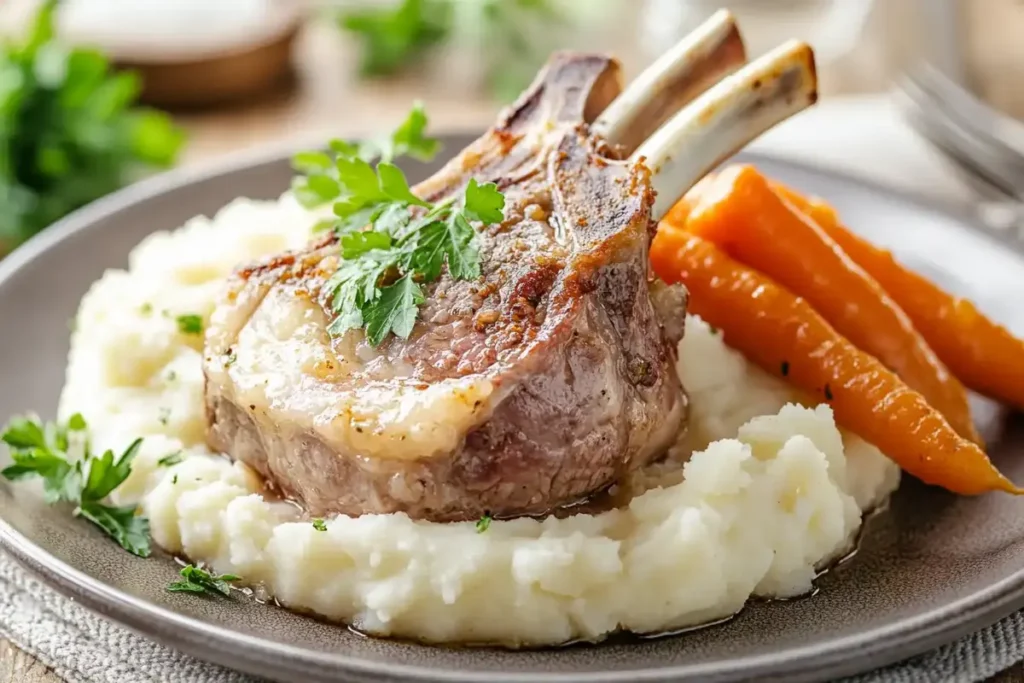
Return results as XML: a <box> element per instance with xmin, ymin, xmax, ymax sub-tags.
<box><xmin>312</xmin><ymin>518</ymin><xmax>327</xmax><ymax>532</ymax></box>
<box><xmin>175</xmin><ymin>314</ymin><xmax>203</xmax><ymax>335</ymax></box>
<box><xmin>167</xmin><ymin>564</ymin><xmax>240</xmax><ymax>598</ymax></box>
<box><xmin>475</xmin><ymin>512</ymin><xmax>492</xmax><ymax>533</ymax></box>
<box><xmin>157</xmin><ymin>451</ymin><xmax>183</xmax><ymax>467</ymax></box>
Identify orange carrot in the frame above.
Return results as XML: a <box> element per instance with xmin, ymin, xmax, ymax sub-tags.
<box><xmin>663</xmin><ymin>174</ymin><xmax>712</xmax><ymax>228</ymax></box>
<box><xmin>681</xmin><ymin>164</ymin><xmax>981</xmax><ymax>444</ymax></box>
<box><xmin>775</xmin><ymin>183</ymin><xmax>1024</xmax><ymax>412</ymax></box>
<box><xmin>650</xmin><ymin>229</ymin><xmax>1019</xmax><ymax>496</ymax></box>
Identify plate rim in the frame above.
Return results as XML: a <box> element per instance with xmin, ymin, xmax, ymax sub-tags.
<box><xmin>1</xmin><ymin>140</ymin><xmax>1023</xmax><ymax>683</ymax></box>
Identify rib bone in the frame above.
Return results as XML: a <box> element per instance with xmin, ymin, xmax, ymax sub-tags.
<box><xmin>594</xmin><ymin>9</ymin><xmax>746</xmax><ymax>155</ymax></box>
<box><xmin>634</xmin><ymin>39</ymin><xmax>818</xmax><ymax>219</ymax></box>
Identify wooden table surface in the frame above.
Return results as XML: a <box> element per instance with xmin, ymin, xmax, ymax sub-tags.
<box><xmin>1</xmin><ymin>16</ymin><xmax>1022</xmax><ymax>683</ymax></box>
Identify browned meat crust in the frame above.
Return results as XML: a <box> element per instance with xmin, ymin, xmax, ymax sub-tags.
<box><xmin>204</xmin><ymin>52</ymin><xmax>689</xmax><ymax>522</ymax></box>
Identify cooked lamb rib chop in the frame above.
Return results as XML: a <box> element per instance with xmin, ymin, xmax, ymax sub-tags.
<box><xmin>203</xmin><ymin>20</ymin><xmax>817</xmax><ymax>522</ymax></box>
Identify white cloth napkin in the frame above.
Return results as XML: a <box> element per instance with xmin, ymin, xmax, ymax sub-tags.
<box><xmin>3</xmin><ymin>96</ymin><xmax>1023</xmax><ymax>683</ymax></box>
<box><xmin>0</xmin><ymin>554</ymin><xmax>255</xmax><ymax>683</ymax></box>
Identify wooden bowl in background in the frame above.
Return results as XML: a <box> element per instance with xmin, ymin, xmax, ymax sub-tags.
<box><xmin>117</xmin><ymin>22</ymin><xmax>301</xmax><ymax>110</ymax></box>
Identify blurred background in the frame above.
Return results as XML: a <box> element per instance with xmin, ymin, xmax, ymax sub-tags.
<box><xmin>1</xmin><ymin>0</ymin><xmax>1023</xmax><ymax>255</ymax></box>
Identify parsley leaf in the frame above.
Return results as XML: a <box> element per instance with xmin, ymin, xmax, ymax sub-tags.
<box><xmin>175</xmin><ymin>314</ymin><xmax>203</xmax><ymax>335</ymax></box>
<box><xmin>379</xmin><ymin>103</ymin><xmax>441</xmax><ymax>162</ymax></box>
<box><xmin>291</xmin><ymin>151</ymin><xmax>333</xmax><ymax>174</ymax></box>
<box><xmin>443</xmin><ymin>212</ymin><xmax>482</xmax><ymax>280</ymax></box>
<box><xmin>1</xmin><ymin>417</ymin><xmax>47</xmax><ymax>450</ymax></box>
<box><xmin>293</xmin><ymin>104</ymin><xmax>506</xmax><ymax>347</ymax></box>
<box><xmin>78</xmin><ymin>502</ymin><xmax>150</xmax><ymax>557</ymax></box>
<box><xmin>476</xmin><ymin>512</ymin><xmax>492</xmax><ymax>533</ymax></box>
<box><xmin>157</xmin><ymin>451</ymin><xmax>183</xmax><ymax>467</ymax></box>
<box><xmin>312</xmin><ymin>518</ymin><xmax>327</xmax><ymax>532</ymax></box>
<box><xmin>377</xmin><ymin>162</ymin><xmax>429</xmax><ymax>206</ymax></box>
<box><xmin>324</xmin><ymin>256</ymin><xmax>391</xmax><ymax>337</ymax></box>
<box><xmin>335</xmin><ymin>156</ymin><xmax>382</xmax><ymax>201</ymax></box>
<box><xmin>1</xmin><ymin>414</ymin><xmax>151</xmax><ymax>557</ymax></box>
<box><xmin>2</xmin><ymin>445</ymin><xmax>71</xmax><ymax>503</ymax></box>
<box><xmin>363</xmin><ymin>274</ymin><xmax>424</xmax><ymax>346</ymax></box>
<box><xmin>167</xmin><ymin>564</ymin><xmax>240</xmax><ymax>598</ymax></box>
<box><xmin>463</xmin><ymin>178</ymin><xmax>505</xmax><ymax>224</ymax></box>
<box><xmin>292</xmin><ymin>103</ymin><xmax>442</xmax><ymax>212</ymax></box>
<box><xmin>410</xmin><ymin>221</ymin><xmax>448</xmax><ymax>281</ymax></box>
<box><xmin>340</xmin><ymin>230</ymin><xmax>392</xmax><ymax>259</ymax></box>
<box><xmin>82</xmin><ymin>438</ymin><xmax>142</xmax><ymax>501</ymax></box>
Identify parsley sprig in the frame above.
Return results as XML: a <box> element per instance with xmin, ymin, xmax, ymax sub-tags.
<box><xmin>167</xmin><ymin>564</ymin><xmax>240</xmax><ymax>598</ymax></box>
<box><xmin>1</xmin><ymin>414</ymin><xmax>150</xmax><ymax>557</ymax></box>
<box><xmin>292</xmin><ymin>105</ymin><xmax>505</xmax><ymax>346</ymax></box>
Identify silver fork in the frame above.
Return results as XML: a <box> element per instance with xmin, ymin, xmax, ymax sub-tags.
<box><xmin>897</xmin><ymin>66</ymin><xmax>1024</xmax><ymax>251</ymax></box>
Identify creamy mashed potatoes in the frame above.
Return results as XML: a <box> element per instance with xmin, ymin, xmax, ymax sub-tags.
<box><xmin>57</xmin><ymin>194</ymin><xmax>900</xmax><ymax>646</ymax></box>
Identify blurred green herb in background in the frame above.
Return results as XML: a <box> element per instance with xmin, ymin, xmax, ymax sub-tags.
<box><xmin>339</xmin><ymin>0</ymin><xmax>451</xmax><ymax>78</ymax></box>
<box><xmin>0</xmin><ymin>0</ymin><xmax>185</xmax><ymax>253</ymax></box>
<box><xmin>338</xmin><ymin>0</ymin><xmax>564</xmax><ymax>102</ymax></box>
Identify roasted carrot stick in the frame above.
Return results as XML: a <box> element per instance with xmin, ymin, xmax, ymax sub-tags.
<box><xmin>774</xmin><ymin>183</ymin><xmax>1024</xmax><ymax>412</ymax></box>
<box><xmin>681</xmin><ymin>164</ymin><xmax>981</xmax><ymax>444</ymax></box>
<box><xmin>663</xmin><ymin>174</ymin><xmax>712</xmax><ymax>228</ymax></box>
<box><xmin>650</xmin><ymin>229</ymin><xmax>1019</xmax><ymax>496</ymax></box>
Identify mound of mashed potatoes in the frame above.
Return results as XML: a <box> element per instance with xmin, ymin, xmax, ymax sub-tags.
<box><xmin>57</xmin><ymin>193</ymin><xmax>900</xmax><ymax>646</ymax></box>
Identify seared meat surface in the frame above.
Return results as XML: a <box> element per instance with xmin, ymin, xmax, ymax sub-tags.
<box><xmin>204</xmin><ymin>53</ymin><xmax>689</xmax><ymax>521</ymax></box>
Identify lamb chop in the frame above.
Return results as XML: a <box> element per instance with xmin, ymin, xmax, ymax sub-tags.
<box><xmin>203</xmin><ymin>13</ymin><xmax>817</xmax><ymax>522</ymax></box>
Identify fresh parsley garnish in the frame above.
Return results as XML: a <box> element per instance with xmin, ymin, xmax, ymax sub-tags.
<box><xmin>293</xmin><ymin>105</ymin><xmax>505</xmax><ymax>346</ymax></box>
<box><xmin>1</xmin><ymin>414</ymin><xmax>150</xmax><ymax>557</ymax></box>
<box><xmin>475</xmin><ymin>512</ymin><xmax>492</xmax><ymax>533</ymax></box>
<box><xmin>312</xmin><ymin>518</ymin><xmax>327</xmax><ymax>532</ymax></box>
<box><xmin>0</xmin><ymin>0</ymin><xmax>184</xmax><ymax>252</ymax></box>
<box><xmin>175</xmin><ymin>314</ymin><xmax>203</xmax><ymax>335</ymax></box>
<box><xmin>157</xmin><ymin>451</ymin><xmax>182</xmax><ymax>467</ymax></box>
<box><xmin>167</xmin><ymin>564</ymin><xmax>240</xmax><ymax>598</ymax></box>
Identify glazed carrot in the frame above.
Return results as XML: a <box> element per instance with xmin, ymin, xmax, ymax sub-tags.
<box><xmin>650</xmin><ymin>229</ymin><xmax>1019</xmax><ymax>496</ymax></box>
<box><xmin>775</xmin><ymin>183</ymin><xmax>1024</xmax><ymax>411</ymax></box>
<box><xmin>680</xmin><ymin>164</ymin><xmax>981</xmax><ymax>444</ymax></box>
<box><xmin>663</xmin><ymin>174</ymin><xmax>712</xmax><ymax>228</ymax></box>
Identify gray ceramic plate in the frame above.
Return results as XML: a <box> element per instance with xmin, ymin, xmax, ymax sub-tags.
<box><xmin>2</xmin><ymin>136</ymin><xmax>1024</xmax><ymax>683</ymax></box>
